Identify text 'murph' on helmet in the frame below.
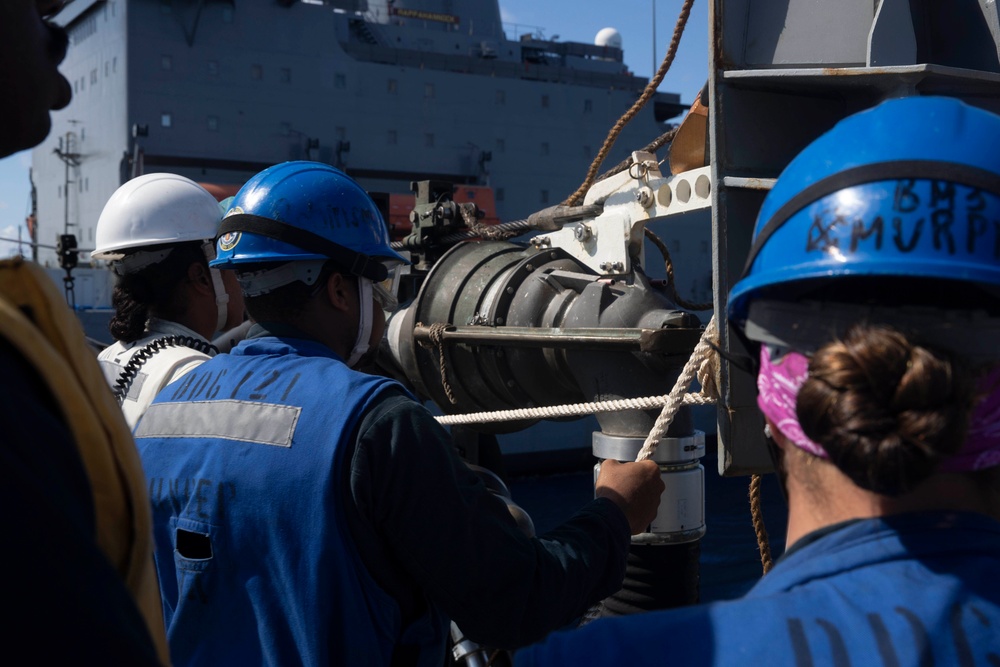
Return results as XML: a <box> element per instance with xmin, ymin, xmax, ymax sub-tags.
<box><xmin>727</xmin><ymin>96</ymin><xmax>1000</xmax><ymax>362</ymax></box>
<box><xmin>210</xmin><ymin>161</ymin><xmax>408</xmax><ymax>297</ymax></box>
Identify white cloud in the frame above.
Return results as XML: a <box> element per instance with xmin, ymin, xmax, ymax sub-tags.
<box><xmin>0</xmin><ymin>224</ymin><xmax>28</xmax><ymax>258</ymax></box>
<box><xmin>499</xmin><ymin>6</ymin><xmax>516</xmax><ymax>24</ymax></box>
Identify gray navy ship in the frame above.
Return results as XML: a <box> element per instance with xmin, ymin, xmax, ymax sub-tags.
<box><xmin>30</xmin><ymin>0</ymin><xmax>687</xmax><ymax>271</ymax></box>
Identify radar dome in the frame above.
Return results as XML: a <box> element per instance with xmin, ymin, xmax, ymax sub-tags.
<box><xmin>595</xmin><ymin>27</ymin><xmax>622</xmax><ymax>50</ymax></box>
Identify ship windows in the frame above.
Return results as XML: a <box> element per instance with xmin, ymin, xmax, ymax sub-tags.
<box><xmin>208</xmin><ymin>60</ymin><xmax>219</xmax><ymax>76</ymax></box>
<box><xmin>584</xmin><ymin>99</ymin><xmax>593</xmax><ymax>113</ymax></box>
<box><xmin>280</xmin><ymin>68</ymin><xmax>291</xmax><ymax>83</ymax></box>
<box><xmin>161</xmin><ymin>113</ymin><xmax>173</xmax><ymax>128</ymax></box>
<box><xmin>424</xmin><ymin>83</ymin><xmax>435</xmax><ymax>99</ymax></box>
<box><xmin>541</xmin><ymin>94</ymin><xmax>550</xmax><ymax>108</ymax></box>
<box><xmin>251</xmin><ymin>64</ymin><xmax>263</xmax><ymax>81</ymax></box>
<box><xmin>495</xmin><ymin>90</ymin><xmax>506</xmax><ymax>105</ymax></box>
<box><xmin>207</xmin><ymin>116</ymin><xmax>220</xmax><ymax>132</ymax></box>
<box><xmin>541</xmin><ymin>142</ymin><xmax>550</xmax><ymax>156</ymax></box>
<box><xmin>335</xmin><ymin>74</ymin><xmax>347</xmax><ymax>89</ymax></box>
<box><xmin>90</xmin><ymin>69</ymin><xmax>97</xmax><ymax>84</ymax></box>
<box><xmin>540</xmin><ymin>190</ymin><xmax>550</xmax><ymax>204</ymax></box>
<box><xmin>69</xmin><ymin>14</ymin><xmax>97</xmax><ymax>44</ymax></box>
<box><xmin>161</xmin><ymin>55</ymin><xmax>172</xmax><ymax>71</ymax></box>
<box><xmin>387</xmin><ymin>79</ymin><xmax>398</xmax><ymax>94</ymax></box>
<box><xmin>387</xmin><ymin>130</ymin><xmax>398</xmax><ymax>145</ymax></box>
<box><xmin>424</xmin><ymin>133</ymin><xmax>435</xmax><ymax>148</ymax></box>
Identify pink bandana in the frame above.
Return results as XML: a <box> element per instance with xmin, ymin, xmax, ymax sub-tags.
<box><xmin>940</xmin><ymin>367</ymin><xmax>1000</xmax><ymax>472</ymax></box>
<box><xmin>756</xmin><ymin>347</ymin><xmax>828</xmax><ymax>459</ymax></box>
<box><xmin>756</xmin><ymin>348</ymin><xmax>1000</xmax><ymax>472</ymax></box>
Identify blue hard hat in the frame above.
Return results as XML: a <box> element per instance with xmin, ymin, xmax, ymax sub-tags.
<box><xmin>728</xmin><ymin>96</ymin><xmax>1000</xmax><ymax>324</ymax></box>
<box><xmin>211</xmin><ymin>161</ymin><xmax>407</xmax><ymax>281</ymax></box>
<box><xmin>217</xmin><ymin>195</ymin><xmax>236</xmax><ymax>217</ymax></box>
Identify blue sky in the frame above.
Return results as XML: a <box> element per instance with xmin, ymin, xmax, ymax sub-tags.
<box><xmin>0</xmin><ymin>0</ymin><xmax>709</xmax><ymax>257</ymax></box>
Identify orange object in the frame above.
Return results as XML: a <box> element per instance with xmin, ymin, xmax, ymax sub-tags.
<box><xmin>386</xmin><ymin>185</ymin><xmax>500</xmax><ymax>241</ymax></box>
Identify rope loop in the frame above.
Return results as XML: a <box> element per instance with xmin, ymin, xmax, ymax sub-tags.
<box><xmin>423</xmin><ymin>322</ymin><xmax>458</xmax><ymax>405</ymax></box>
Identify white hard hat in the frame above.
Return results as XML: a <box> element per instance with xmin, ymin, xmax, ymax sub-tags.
<box><xmin>92</xmin><ymin>173</ymin><xmax>222</xmax><ymax>261</ymax></box>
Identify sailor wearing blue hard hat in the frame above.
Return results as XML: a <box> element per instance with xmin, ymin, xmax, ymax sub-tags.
<box><xmin>134</xmin><ymin>161</ymin><xmax>665</xmax><ymax>666</ymax></box>
<box><xmin>516</xmin><ymin>96</ymin><xmax>1000</xmax><ymax>666</ymax></box>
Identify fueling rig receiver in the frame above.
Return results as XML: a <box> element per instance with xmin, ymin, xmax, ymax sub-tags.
<box><xmin>382</xmin><ymin>154</ymin><xmax>716</xmax><ymax>624</ymax></box>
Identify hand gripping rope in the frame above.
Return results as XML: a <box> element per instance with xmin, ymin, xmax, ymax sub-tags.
<box><xmin>434</xmin><ymin>316</ymin><xmax>773</xmax><ymax>574</ymax></box>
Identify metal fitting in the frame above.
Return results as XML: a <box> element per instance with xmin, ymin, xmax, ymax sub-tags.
<box><xmin>636</xmin><ymin>186</ymin><xmax>654</xmax><ymax>208</ymax></box>
<box><xmin>593</xmin><ymin>432</ymin><xmax>706</xmax><ymax>544</ymax></box>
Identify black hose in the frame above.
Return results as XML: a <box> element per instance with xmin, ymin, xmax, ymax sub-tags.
<box><xmin>596</xmin><ymin>541</ymin><xmax>701</xmax><ymax>617</ymax></box>
<box><xmin>113</xmin><ymin>335</ymin><xmax>217</xmax><ymax>404</ymax></box>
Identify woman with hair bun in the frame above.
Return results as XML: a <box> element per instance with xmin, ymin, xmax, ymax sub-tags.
<box><xmin>515</xmin><ymin>96</ymin><xmax>1000</xmax><ymax>666</ymax></box>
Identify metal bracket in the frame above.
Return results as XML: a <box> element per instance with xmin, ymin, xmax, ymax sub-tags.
<box><xmin>533</xmin><ymin>160</ymin><xmax>714</xmax><ymax>276</ymax></box>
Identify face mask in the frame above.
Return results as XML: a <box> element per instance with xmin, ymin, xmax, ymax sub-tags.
<box><xmin>202</xmin><ymin>240</ymin><xmax>230</xmax><ymax>332</ymax></box>
<box><xmin>345</xmin><ymin>278</ymin><xmax>374</xmax><ymax>368</ymax></box>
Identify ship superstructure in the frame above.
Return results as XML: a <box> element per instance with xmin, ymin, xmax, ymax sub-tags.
<box><xmin>31</xmin><ymin>0</ymin><xmax>685</xmax><ymax>268</ymax></box>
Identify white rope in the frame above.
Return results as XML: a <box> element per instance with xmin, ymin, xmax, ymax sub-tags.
<box><xmin>433</xmin><ymin>391</ymin><xmax>716</xmax><ymax>426</ymax></box>
<box><xmin>433</xmin><ymin>316</ymin><xmax>721</xmax><ymax>442</ymax></box>
<box><xmin>636</xmin><ymin>315</ymin><xmax>718</xmax><ymax>461</ymax></box>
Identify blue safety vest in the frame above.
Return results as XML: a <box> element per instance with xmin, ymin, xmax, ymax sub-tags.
<box><xmin>515</xmin><ymin>512</ymin><xmax>1000</xmax><ymax>666</ymax></box>
<box><xmin>135</xmin><ymin>336</ymin><xmax>447</xmax><ymax>666</ymax></box>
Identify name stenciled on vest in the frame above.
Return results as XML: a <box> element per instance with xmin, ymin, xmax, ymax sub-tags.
<box><xmin>169</xmin><ymin>366</ymin><xmax>303</xmax><ymax>403</ymax></box>
<box><xmin>806</xmin><ymin>180</ymin><xmax>1000</xmax><ymax>258</ymax></box>
<box><xmin>149</xmin><ymin>477</ymin><xmax>236</xmax><ymax>521</ymax></box>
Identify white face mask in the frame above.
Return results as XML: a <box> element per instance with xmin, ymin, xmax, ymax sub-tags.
<box><xmin>202</xmin><ymin>240</ymin><xmax>230</xmax><ymax>332</ymax></box>
<box><xmin>345</xmin><ymin>277</ymin><xmax>374</xmax><ymax>368</ymax></box>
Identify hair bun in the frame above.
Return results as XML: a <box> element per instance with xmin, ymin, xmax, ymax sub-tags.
<box><xmin>796</xmin><ymin>324</ymin><xmax>971</xmax><ymax>496</ymax></box>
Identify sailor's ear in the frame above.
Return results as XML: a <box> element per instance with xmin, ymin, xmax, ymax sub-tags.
<box><xmin>324</xmin><ymin>271</ymin><xmax>353</xmax><ymax>313</ymax></box>
<box><xmin>187</xmin><ymin>261</ymin><xmax>214</xmax><ymax>294</ymax></box>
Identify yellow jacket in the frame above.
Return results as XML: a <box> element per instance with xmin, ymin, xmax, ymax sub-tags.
<box><xmin>0</xmin><ymin>258</ymin><xmax>169</xmax><ymax>665</ymax></box>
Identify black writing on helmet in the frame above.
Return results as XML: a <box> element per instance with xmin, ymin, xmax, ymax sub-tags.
<box><xmin>805</xmin><ymin>180</ymin><xmax>1000</xmax><ymax>259</ymax></box>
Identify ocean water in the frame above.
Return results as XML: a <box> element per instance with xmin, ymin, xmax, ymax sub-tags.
<box><xmin>507</xmin><ymin>453</ymin><xmax>788</xmax><ymax>603</ymax></box>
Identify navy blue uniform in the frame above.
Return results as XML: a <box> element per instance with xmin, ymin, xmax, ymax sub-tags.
<box><xmin>136</xmin><ymin>328</ymin><xmax>631</xmax><ymax>666</ymax></box>
<box><xmin>515</xmin><ymin>512</ymin><xmax>1000</xmax><ymax>666</ymax></box>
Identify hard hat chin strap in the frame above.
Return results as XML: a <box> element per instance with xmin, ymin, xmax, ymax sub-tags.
<box><xmin>345</xmin><ymin>278</ymin><xmax>373</xmax><ymax>368</ymax></box>
<box><xmin>202</xmin><ymin>241</ymin><xmax>230</xmax><ymax>332</ymax></box>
